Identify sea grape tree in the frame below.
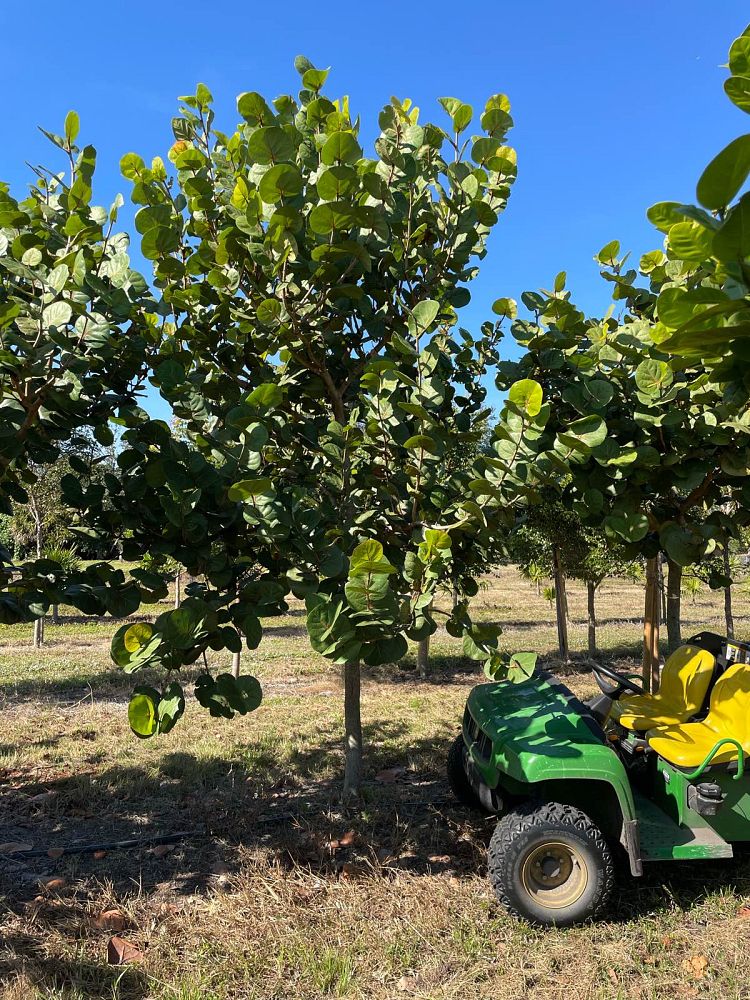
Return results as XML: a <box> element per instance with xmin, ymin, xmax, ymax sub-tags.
<box><xmin>647</xmin><ymin>24</ymin><xmax>750</xmax><ymax>380</ymax></box>
<box><xmin>0</xmin><ymin>119</ymin><xmax>168</xmax><ymax>626</ymax></box>
<box><xmin>63</xmin><ymin>61</ymin><xmax>555</xmax><ymax>796</ymax></box>
<box><xmin>495</xmin><ymin>265</ymin><xmax>750</xmax><ymax>687</ymax></box>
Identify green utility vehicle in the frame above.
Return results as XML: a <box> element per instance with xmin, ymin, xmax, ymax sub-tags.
<box><xmin>449</xmin><ymin>632</ymin><xmax>750</xmax><ymax>925</ymax></box>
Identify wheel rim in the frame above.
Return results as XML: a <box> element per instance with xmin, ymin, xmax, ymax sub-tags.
<box><xmin>519</xmin><ymin>840</ymin><xmax>589</xmax><ymax>909</ymax></box>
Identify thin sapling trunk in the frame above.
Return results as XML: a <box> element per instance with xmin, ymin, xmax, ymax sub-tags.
<box><xmin>642</xmin><ymin>556</ymin><xmax>661</xmax><ymax>692</ymax></box>
<box><xmin>343</xmin><ymin>659</ymin><xmax>363</xmax><ymax>801</ymax></box>
<box><xmin>552</xmin><ymin>545</ymin><xmax>569</xmax><ymax>662</ymax></box>
<box><xmin>666</xmin><ymin>558</ymin><xmax>682</xmax><ymax>654</ymax></box>
<box><xmin>723</xmin><ymin>542</ymin><xmax>734</xmax><ymax>639</ymax></box>
<box><xmin>417</xmin><ymin>634</ymin><xmax>431</xmax><ymax>678</ymax></box>
<box><xmin>587</xmin><ymin>580</ymin><xmax>597</xmax><ymax>657</ymax></box>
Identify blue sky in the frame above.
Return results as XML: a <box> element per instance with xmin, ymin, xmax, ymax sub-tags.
<box><xmin>2</xmin><ymin>1</ymin><xmax>748</xmax><ymax>419</ymax></box>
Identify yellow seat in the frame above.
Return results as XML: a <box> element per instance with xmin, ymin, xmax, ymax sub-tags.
<box><xmin>609</xmin><ymin>644</ymin><xmax>715</xmax><ymax>732</ymax></box>
<box><xmin>647</xmin><ymin>663</ymin><xmax>750</xmax><ymax>769</ymax></box>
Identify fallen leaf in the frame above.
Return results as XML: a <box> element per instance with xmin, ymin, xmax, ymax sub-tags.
<box><xmin>152</xmin><ymin>844</ymin><xmax>175</xmax><ymax>858</ymax></box>
<box><xmin>28</xmin><ymin>791</ymin><xmax>56</xmax><ymax>805</ymax></box>
<box><xmin>339</xmin><ymin>829</ymin><xmax>357</xmax><ymax>847</ymax></box>
<box><xmin>43</xmin><ymin>877</ymin><xmax>67</xmax><ymax>892</ymax></box>
<box><xmin>0</xmin><ymin>842</ymin><xmax>32</xmax><ymax>854</ymax></box>
<box><xmin>682</xmin><ymin>955</ymin><xmax>708</xmax><ymax>980</ymax></box>
<box><xmin>607</xmin><ymin>968</ymin><xmax>618</xmax><ymax>985</ymax></box>
<box><xmin>738</xmin><ymin>905</ymin><xmax>750</xmax><ymax>919</ymax></box>
<box><xmin>107</xmin><ymin>936</ymin><xmax>143</xmax><ymax>965</ymax></box>
<box><xmin>340</xmin><ymin>862</ymin><xmax>367</xmax><ymax>880</ymax></box>
<box><xmin>47</xmin><ymin>847</ymin><xmax>65</xmax><ymax>859</ymax></box>
<box><xmin>94</xmin><ymin>909</ymin><xmax>127</xmax><ymax>932</ymax></box>
<box><xmin>375</xmin><ymin>766</ymin><xmax>406</xmax><ymax>784</ymax></box>
<box><xmin>397</xmin><ymin>976</ymin><xmax>416</xmax><ymax>992</ymax></box>
<box><xmin>661</xmin><ymin>934</ymin><xmax>673</xmax><ymax>949</ymax></box>
<box><xmin>428</xmin><ymin>854</ymin><xmax>451</xmax><ymax>864</ymax></box>
<box><xmin>93</xmin><ymin>850</ymin><xmax>107</xmax><ymax>860</ymax></box>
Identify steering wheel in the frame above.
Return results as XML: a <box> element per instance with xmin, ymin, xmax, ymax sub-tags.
<box><xmin>591</xmin><ymin>662</ymin><xmax>643</xmax><ymax>697</ymax></box>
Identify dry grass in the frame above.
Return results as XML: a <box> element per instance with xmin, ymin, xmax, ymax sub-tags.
<box><xmin>2</xmin><ymin>567</ymin><xmax>750</xmax><ymax>1000</ymax></box>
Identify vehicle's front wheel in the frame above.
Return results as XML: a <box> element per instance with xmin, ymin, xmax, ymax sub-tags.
<box><xmin>446</xmin><ymin>733</ymin><xmax>484</xmax><ymax>811</ymax></box>
<box><xmin>488</xmin><ymin>800</ymin><xmax>614</xmax><ymax>927</ymax></box>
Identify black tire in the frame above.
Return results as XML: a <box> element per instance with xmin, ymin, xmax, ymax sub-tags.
<box><xmin>447</xmin><ymin>733</ymin><xmax>483</xmax><ymax>810</ymax></box>
<box><xmin>488</xmin><ymin>800</ymin><xmax>614</xmax><ymax>927</ymax></box>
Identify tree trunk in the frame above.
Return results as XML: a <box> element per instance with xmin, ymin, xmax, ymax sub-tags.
<box><xmin>174</xmin><ymin>569</ymin><xmax>182</xmax><ymax>609</ymax></box>
<box><xmin>51</xmin><ymin>604</ymin><xmax>59</xmax><ymax>625</ymax></box>
<box><xmin>417</xmin><ymin>635</ymin><xmax>430</xmax><ymax>678</ymax></box>
<box><xmin>587</xmin><ymin>581</ymin><xmax>597</xmax><ymax>657</ymax></box>
<box><xmin>723</xmin><ymin>543</ymin><xmax>734</xmax><ymax>639</ymax></box>
<box><xmin>231</xmin><ymin>649</ymin><xmax>241</xmax><ymax>678</ymax></box>
<box><xmin>452</xmin><ymin>582</ymin><xmax>459</xmax><ymax>610</ymax></box>
<box><xmin>552</xmin><ymin>545</ymin><xmax>569</xmax><ymax>662</ymax></box>
<box><xmin>658</xmin><ymin>559</ymin><xmax>667</xmax><ymax>624</ymax></box>
<box><xmin>642</xmin><ymin>556</ymin><xmax>661</xmax><ymax>692</ymax></box>
<box><xmin>666</xmin><ymin>558</ymin><xmax>682</xmax><ymax>654</ymax></box>
<box><xmin>342</xmin><ymin>660</ymin><xmax>362</xmax><ymax>801</ymax></box>
<box><xmin>32</xmin><ymin>499</ymin><xmax>45</xmax><ymax>648</ymax></box>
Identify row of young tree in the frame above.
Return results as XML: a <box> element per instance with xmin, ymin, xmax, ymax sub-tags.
<box><xmin>512</xmin><ymin>500</ymin><xmax>747</xmax><ymax>662</ymax></box>
<box><xmin>1</xmin><ymin>27</ymin><xmax>750</xmax><ymax>796</ymax></box>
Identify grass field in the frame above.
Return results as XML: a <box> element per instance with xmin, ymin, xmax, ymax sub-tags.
<box><xmin>2</xmin><ymin>566</ymin><xmax>750</xmax><ymax>1000</ymax></box>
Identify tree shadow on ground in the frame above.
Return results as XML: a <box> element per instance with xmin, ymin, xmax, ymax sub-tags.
<box><xmin>0</xmin><ymin>662</ymin><xmax>210</xmax><ymax>705</ymax></box>
<box><xmin>2</xmin><ymin>717</ymin><xmax>749</xmax><ymax>995</ymax></box>
<box><xmin>0</xmin><ymin>929</ymin><xmax>148</xmax><ymax>1000</ymax></box>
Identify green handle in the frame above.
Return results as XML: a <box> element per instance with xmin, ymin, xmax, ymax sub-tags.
<box><xmin>683</xmin><ymin>738</ymin><xmax>745</xmax><ymax>781</ymax></box>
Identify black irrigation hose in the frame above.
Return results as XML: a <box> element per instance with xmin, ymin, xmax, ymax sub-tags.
<box><xmin>5</xmin><ymin>829</ymin><xmax>203</xmax><ymax>860</ymax></box>
<box><xmin>2</xmin><ymin>794</ymin><xmax>463</xmax><ymax>863</ymax></box>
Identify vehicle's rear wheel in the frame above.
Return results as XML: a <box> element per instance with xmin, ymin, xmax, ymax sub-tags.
<box><xmin>446</xmin><ymin>733</ymin><xmax>483</xmax><ymax>810</ymax></box>
<box><xmin>488</xmin><ymin>800</ymin><xmax>614</xmax><ymax>927</ymax></box>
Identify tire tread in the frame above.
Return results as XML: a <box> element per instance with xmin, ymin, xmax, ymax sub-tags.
<box><xmin>488</xmin><ymin>800</ymin><xmax>614</xmax><ymax>926</ymax></box>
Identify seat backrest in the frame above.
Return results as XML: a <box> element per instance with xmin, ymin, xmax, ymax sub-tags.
<box><xmin>657</xmin><ymin>644</ymin><xmax>715</xmax><ymax>714</ymax></box>
<box><xmin>705</xmin><ymin>662</ymin><xmax>750</xmax><ymax>746</ymax></box>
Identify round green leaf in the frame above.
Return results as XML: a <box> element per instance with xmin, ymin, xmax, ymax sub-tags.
<box><xmin>141</xmin><ymin>226</ymin><xmax>180</xmax><ymax>260</ymax></box>
<box><xmin>228</xmin><ymin>477</ymin><xmax>273</xmax><ymax>500</ymax></box>
<box><xmin>64</xmin><ymin>110</ymin><xmax>80</xmax><ymax>145</ymax></box>
<box><xmin>725</xmin><ymin>77</ymin><xmax>750</xmax><ymax>115</ymax></box>
<box><xmin>42</xmin><ymin>301</ymin><xmax>72</xmax><ymax>328</ymax></box>
<box><xmin>562</xmin><ymin>414</ymin><xmax>607</xmax><ymax>450</ymax></box>
<box><xmin>635</xmin><ymin>359</ymin><xmax>673</xmax><ymax>396</ymax></box>
<box><xmin>604</xmin><ymin>511</ymin><xmax>649</xmax><ymax>544</ymax></box>
<box><xmin>316</xmin><ymin>165</ymin><xmax>358</xmax><ymax>201</ymax></box>
<box><xmin>302</xmin><ymin>66</ymin><xmax>330</xmax><ymax>91</ymax></box>
<box><xmin>308</xmin><ymin>201</ymin><xmax>358</xmax><ymax>236</ymax></box>
<box><xmin>729</xmin><ymin>35</ymin><xmax>750</xmax><ymax>77</ymax></box>
<box><xmin>21</xmin><ymin>248</ymin><xmax>42</xmax><ymax>267</ymax></box>
<box><xmin>696</xmin><ymin>135</ymin><xmax>750</xmax><ymax>211</ymax></box>
<box><xmin>492</xmin><ymin>297</ymin><xmax>517</xmax><ymax>319</ymax></box>
<box><xmin>128</xmin><ymin>689</ymin><xmax>159</xmax><ymax>738</ymax></box>
<box><xmin>660</xmin><ymin>522</ymin><xmax>704</xmax><ymax>566</ymax></box>
<box><xmin>667</xmin><ymin>220</ymin><xmax>714</xmax><ymax>262</ymax></box>
<box><xmin>647</xmin><ymin>201</ymin><xmax>684</xmax><ymax>234</ymax></box>
<box><xmin>257</xmin><ymin>298</ymin><xmax>281</xmax><ymax>325</ymax></box>
<box><xmin>244</xmin><ymin>422</ymin><xmax>269</xmax><ymax>451</ymax></box>
<box><xmin>508</xmin><ymin>379</ymin><xmax>543</xmax><ymax>417</ymax></box>
<box><xmin>258</xmin><ymin>163</ymin><xmax>303</xmax><ymax>204</ymax></box>
<box><xmin>157</xmin><ymin>681</ymin><xmax>185</xmax><ymax>734</ymax></box>
<box><xmin>410</xmin><ymin>299</ymin><xmax>440</xmax><ymax>332</ymax></box>
<box><xmin>247</xmin><ymin>126</ymin><xmax>296</xmax><ymax>165</ymax></box>
<box><xmin>321</xmin><ymin>131</ymin><xmax>362</xmax><ymax>166</ymax></box>
<box><xmin>237</xmin><ymin>91</ymin><xmax>274</xmax><ymax>125</ymax></box>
